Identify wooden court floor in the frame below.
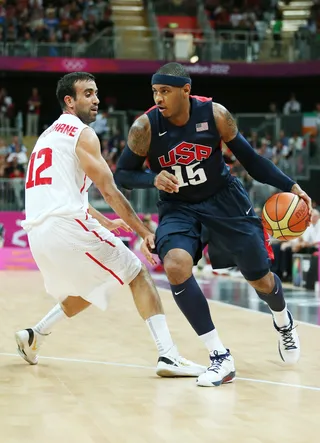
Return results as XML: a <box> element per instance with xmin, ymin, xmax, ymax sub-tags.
<box><xmin>1</xmin><ymin>271</ymin><xmax>320</xmax><ymax>443</ymax></box>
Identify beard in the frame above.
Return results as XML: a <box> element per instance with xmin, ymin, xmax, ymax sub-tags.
<box><xmin>77</xmin><ymin>109</ymin><xmax>96</xmax><ymax>125</ymax></box>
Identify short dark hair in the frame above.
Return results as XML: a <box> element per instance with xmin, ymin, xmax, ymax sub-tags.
<box><xmin>156</xmin><ymin>62</ymin><xmax>190</xmax><ymax>78</ymax></box>
<box><xmin>56</xmin><ymin>72</ymin><xmax>95</xmax><ymax>109</ymax></box>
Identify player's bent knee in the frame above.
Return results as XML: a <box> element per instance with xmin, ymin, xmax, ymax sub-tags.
<box><xmin>247</xmin><ymin>271</ymin><xmax>275</xmax><ymax>293</ymax></box>
<box><xmin>163</xmin><ymin>249</ymin><xmax>193</xmax><ymax>284</ymax></box>
<box><xmin>130</xmin><ymin>262</ymin><xmax>148</xmax><ymax>285</ymax></box>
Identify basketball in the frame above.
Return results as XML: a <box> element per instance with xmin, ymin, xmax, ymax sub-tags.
<box><xmin>261</xmin><ymin>192</ymin><xmax>309</xmax><ymax>241</ymax></box>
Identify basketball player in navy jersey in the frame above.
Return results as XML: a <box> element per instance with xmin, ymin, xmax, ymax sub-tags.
<box><xmin>115</xmin><ymin>62</ymin><xmax>312</xmax><ymax>387</ymax></box>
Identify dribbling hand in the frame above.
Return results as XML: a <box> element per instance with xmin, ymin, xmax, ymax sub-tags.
<box><xmin>154</xmin><ymin>171</ymin><xmax>179</xmax><ymax>194</ymax></box>
<box><xmin>291</xmin><ymin>183</ymin><xmax>313</xmax><ymax>225</ymax></box>
<box><xmin>141</xmin><ymin>234</ymin><xmax>157</xmax><ymax>266</ymax></box>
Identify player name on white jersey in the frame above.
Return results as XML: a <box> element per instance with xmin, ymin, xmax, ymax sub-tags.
<box><xmin>22</xmin><ymin>113</ymin><xmax>93</xmax><ymax>230</ymax></box>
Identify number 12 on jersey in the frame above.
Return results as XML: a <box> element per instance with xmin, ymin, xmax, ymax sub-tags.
<box><xmin>171</xmin><ymin>162</ymin><xmax>207</xmax><ymax>187</ymax></box>
<box><xmin>26</xmin><ymin>147</ymin><xmax>53</xmax><ymax>189</ymax></box>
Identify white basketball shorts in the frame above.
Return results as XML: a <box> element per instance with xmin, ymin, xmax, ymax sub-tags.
<box><xmin>27</xmin><ymin>216</ymin><xmax>142</xmax><ymax>310</ymax></box>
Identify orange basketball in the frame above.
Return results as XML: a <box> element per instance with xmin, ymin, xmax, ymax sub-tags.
<box><xmin>261</xmin><ymin>192</ymin><xmax>309</xmax><ymax>241</ymax></box>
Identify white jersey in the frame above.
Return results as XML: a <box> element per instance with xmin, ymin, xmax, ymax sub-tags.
<box><xmin>23</xmin><ymin>113</ymin><xmax>92</xmax><ymax>230</ymax></box>
<box><xmin>21</xmin><ymin>112</ymin><xmax>141</xmax><ymax>310</ymax></box>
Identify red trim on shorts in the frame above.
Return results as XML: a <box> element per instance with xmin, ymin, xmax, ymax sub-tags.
<box><xmin>75</xmin><ymin>218</ymin><xmax>116</xmax><ymax>247</ymax></box>
<box><xmin>190</xmin><ymin>95</ymin><xmax>212</xmax><ymax>102</ymax></box>
<box><xmin>85</xmin><ymin>252</ymin><xmax>124</xmax><ymax>285</ymax></box>
<box><xmin>263</xmin><ymin>226</ymin><xmax>274</xmax><ymax>261</ymax></box>
<box><xmin>80</xmin><ymin>174</ymin><xmax>87</xmax><ymax>193</ymax></box>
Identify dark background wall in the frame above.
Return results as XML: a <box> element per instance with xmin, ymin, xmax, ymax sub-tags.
<box><xmin>2</xmin><ymin>70</ymin><xmax>319</xmax><ymax>202</ymax></box>
<box><xmin>1</xmin><ymin>71</ymin><xmax>319</xmax><ymax>124</ymax></box>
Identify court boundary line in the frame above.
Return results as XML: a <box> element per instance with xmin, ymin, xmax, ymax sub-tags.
<box><xmin>0</xmin><ymin>352</ymin><xmax>320</xmax><ymax>392</ymax></box>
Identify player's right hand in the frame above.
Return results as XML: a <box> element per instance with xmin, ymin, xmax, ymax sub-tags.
<box><xmin>141</xmin><ymin>234</ymin><xmax>157</xmax><ymax>266</ymax></box>
<box><xmin>154</xmin><ymin>171</ymin><xmax>179</xmax><ymax>193</ymax></box>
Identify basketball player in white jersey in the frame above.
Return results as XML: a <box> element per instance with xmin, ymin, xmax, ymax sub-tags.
<box><xmin>15</xmin><ymin>72</ymin><xmax>205</xmax><ymax>378</ymax></box>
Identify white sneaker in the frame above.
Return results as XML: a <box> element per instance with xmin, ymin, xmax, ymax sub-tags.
<box><xmin>15</xmin><ymin>328</ymin><xmax>44</xmax><ymax>365</ymax></box>
<box><xmin>156</xmin><ymin>345</ymin><xmax>207</xmax><ymax>377</ymax></box>
<box><xmin>196</xmin><ymin>350</ymin><xmax>236</xmax><ymax>387</ymax></box>
<box><xmin>273</xmin><ymin>311</ymin><xmax>300</xmax><ymax>364</ymax></box>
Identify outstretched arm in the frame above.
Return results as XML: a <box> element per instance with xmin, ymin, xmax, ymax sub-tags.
<box><xmin>114</xmin><ymin>114</ymin><xmax>156</xmax><ymax>189</ymax></box>
<box><xmin>76</xmin><ymin>128</ymin><xmax>151</xmax><ymax>240</ymax></box>
<box><xmin>87</xmin><ymin>203</ymin><xmax>132</xmax><ymax>235</ymax></box>
<box><xmin>213</xmin><ymin>102</ymin><xmax>312</xmax><ymax>216</ymax></box>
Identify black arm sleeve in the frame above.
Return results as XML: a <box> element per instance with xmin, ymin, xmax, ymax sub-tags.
<box><xmin>114</xmin><ymin>145</ymin><xmax>157</xmax><ymax>190</ymax></box>
<box><xmin>226</xmin><ymin>132</ymin><xmax>296</xmax><ymax>192</ymax></box>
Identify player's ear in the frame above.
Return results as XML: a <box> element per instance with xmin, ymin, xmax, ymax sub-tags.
<box><xmin>183</xmin><ymin>84</ymin><xmax>190</xmax><ymax>96</ymax></box>
<box><xmin>64</xmin><ymin>95</ymin><xmax>73</xmax><ymax>108</ymax></box>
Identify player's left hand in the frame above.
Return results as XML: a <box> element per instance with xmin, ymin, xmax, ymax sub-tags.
<box><xmin>291</xmin><ymin>183</ymin><xmax>312</xmax><ymax>224</ymax></box>
<box><xmin>141</xmin><ymin>234</ymin><xmax>157</xmax><ymax>266</ymax></box>
<box><xmin>107</xmin><ymin>219</ymin><xmax>133</xmax><ymax>235</ymax></box>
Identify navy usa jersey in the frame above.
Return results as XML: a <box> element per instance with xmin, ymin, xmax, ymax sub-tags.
<box><xmin>146</xmin><ymin>95</ymin><xmax>232</xmax><ymax>203</ymax></box>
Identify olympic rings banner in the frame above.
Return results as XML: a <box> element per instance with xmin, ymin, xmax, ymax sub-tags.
<box><xmin>1</xmin><ymin>56</ymin><xmax>320</xmax><ymax>77</ymax></box>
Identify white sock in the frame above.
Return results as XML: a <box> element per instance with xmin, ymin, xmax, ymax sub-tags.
<box><xmin>34</xmin><ymin>304</ymin><xmax>67</xmax><ymax>335</ymax></box>
<box><xmin>146</xmin><ymin>314</ymin><xmax>175</xmax><ymax>356</ymax></box>
<box><xmin>199</xmin><ymin>329</ymin><xmax>227</xmax><ymax>354</ymax></box>
<box><xmin>270</xmin><ymin>305</ymin><xmax>290</xmax><ymax>329</ymax></box>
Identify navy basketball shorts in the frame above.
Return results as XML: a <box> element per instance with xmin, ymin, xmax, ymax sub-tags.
<box><xmin>155</xmin><ymin>177</ymin><xmax>273</xmax><ymax>281</ymax></box>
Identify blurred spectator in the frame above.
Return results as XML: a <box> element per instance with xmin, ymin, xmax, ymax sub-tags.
<box><xmin>270</xmin><ymin>9</ymin><xmax>283</xmax><ymax>57</ymax></box>
<box><xmin>9</xmin><ymin>166</ymin><xmax>25</xmax><ymax>210</ymax></box>
<box><xmin>273</xmin><ymin>209</ymin><xmax>320</xmax><ymax>281</ymax></box>
<box><xmin>293</xmin><ymin>209</ymin><xmax>320</xmax><ymax>253</ymax></box>
<box><xmin>283</xmin><ymin>93</ymin><xmax>301</xmax><ymax>115</ymax></box>
<box><xmin>90</xmin><ymin>110</ymin><xmax>108</xmax><ymax>146</ymax></box>
<box><xmin>288</xmin><ymin>131</ymin><xmax>304</xmax><ymax>152</ymax></box>
<box><xmin>0</xmin><ymin>154</ymin><xmax>7</xmax><ymax>178</ymax></box>
<box><xmin>8</xmin><ymin>135</ymin><xmax>27</xmax><ymax>154</ymax></box>
<box><xmin>0</xmin><ymin>137</ymin><xmax>8</xmax><ymax>156</ymax></box>
<box><xmin>247</xmin><ymin>130</ymin><xmax>260</xmax><ymax>150</ymax></box>
<box><xmin>257</xmin><ymin>141</ymin><xmax>273</xmax><ymax>159</ymax></box>
<box><xmin>279</xmin><ymin>129</ymin><xmax>289</xmax><ymax>146</ymax></box>
<box><xmin>268</xmin><ymin>102</ymin><xmax>280</xmax><ymax>114</ymax></box>
<box><xmin>314</xmin><ymin>102</ymin><xmax>320</xmax><ymax>157</ymax></box>
<box><xmin>6</xmin><ymin>143</ymin><xmax>28</xmax><ymax>172</ymax></box>
<box><xmin>0</xmin><ymin>87</ymin><xmax>15</xmax><ymax>136</ymax></box>
<box><xmin>26</xmin><ymin>87</ymin><xmax>41</xmax><ymax>136</ymax></box>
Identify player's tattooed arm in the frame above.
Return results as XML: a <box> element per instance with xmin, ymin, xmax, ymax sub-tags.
<box><xmin>212</xmin><ymin>102</ymin><xmax>238</xmax><ymax>143</ymax></box>
<box><xmin>127</xmin><ymin>114</ymin><xmax>151</xmax><ymax>157</ymax></box>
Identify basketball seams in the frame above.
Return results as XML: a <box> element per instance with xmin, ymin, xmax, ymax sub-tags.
<box><xmin>271</xmin><ymin>228</ymin><xmax>306</xmax><ymax>237</ymax></box>
<box><xmin>288</xmin><ymin>199</ymin><xmax>309</xmax><ymax>230</ymax></box>
<box><xmin>275</xmin><ymin>193</ymin><xmax>288</xmax><ymax>241</ymax></box>
<box><xmin>278</xmin><ymin>195</ymin><xmax>299</xmax><ymax>230</ymax></box>
<box><xmin>262</xmin><ymin>197</ymin><xmax>278</xmax><ymax>231</ymax></box>
<box><xmin>262</xmin><ymin>193</ymin><xmax>308</xmax><ymax>242</ymax></box>
<box><xmin>288</xmin><ymin>216</ymin><xmax>309</xmax><ymax>230</ymax></box>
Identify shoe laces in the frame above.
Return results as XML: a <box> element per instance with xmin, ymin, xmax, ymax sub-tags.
<box><xmin>208</xmin><ymin>350</ymin><xmax>230</xmax><ymax>373</ymax></box>
<box><xmin>279</xmin><ymin>325</ymin><xmax>298</xmax><ymax>350</ymax></box>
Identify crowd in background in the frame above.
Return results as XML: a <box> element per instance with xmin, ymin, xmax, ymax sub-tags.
<box><xmin>0</xmin><ymin>0</ymin><xmax>114</xmax><ymax>57</ymax></box>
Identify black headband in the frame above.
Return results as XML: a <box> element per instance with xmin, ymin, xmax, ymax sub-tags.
<box><xmin>151</xmin><ymin>73</ymin><xmax>192</xmax><ymax>87</ymax></box>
